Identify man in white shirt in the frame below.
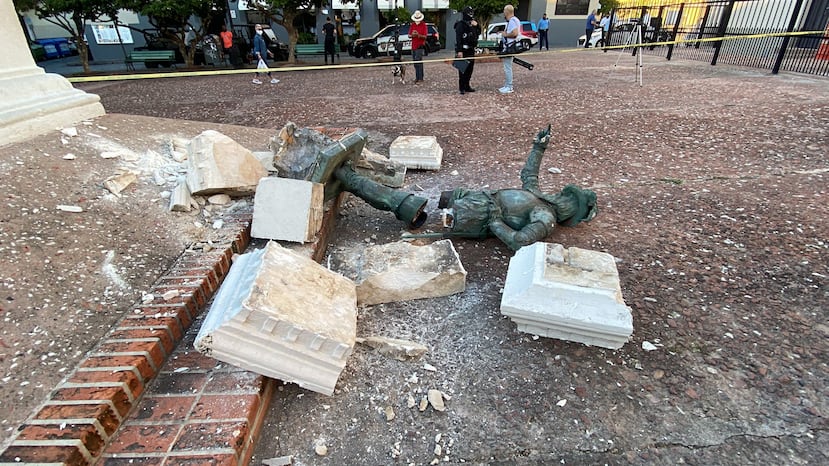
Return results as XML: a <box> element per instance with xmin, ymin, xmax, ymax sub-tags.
<box><xmin>499</xmin><ymin>4</ymin><xmax>520</xmax><ymax>94</ymax></box>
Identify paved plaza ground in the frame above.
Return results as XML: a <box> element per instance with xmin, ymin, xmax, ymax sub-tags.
<box><xmin>2</xmin><ymin>49</ymin><xmax>827</xmax><ymax>464</ymax></box>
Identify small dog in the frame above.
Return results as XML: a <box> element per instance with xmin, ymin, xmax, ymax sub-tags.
<box><xmin>391</xmin><ymin>63</ymin><xmax>406</xmax><ymax>84</ymax></box>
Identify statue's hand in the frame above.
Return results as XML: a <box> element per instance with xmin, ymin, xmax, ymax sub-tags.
<box><xmin>533</xmin><ymin>124</ymin><xmax>552</xmax><ymax>148</ymax></box>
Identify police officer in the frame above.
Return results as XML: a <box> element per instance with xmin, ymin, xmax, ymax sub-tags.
<box><xmin>454</xmin><ymin>6</ymin><xmax>480</xmax><ymax>95</ymax></box>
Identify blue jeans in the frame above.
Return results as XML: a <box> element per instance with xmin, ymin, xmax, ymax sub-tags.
<box><xmin>412</xmin><ymin>48</ymin><xmax>424</xmax><ymax>81</ymax></box>
<box><xmin>502</xmin><ymin>57</ymin><xmax>513</xmax><ymax>89</ymax></box>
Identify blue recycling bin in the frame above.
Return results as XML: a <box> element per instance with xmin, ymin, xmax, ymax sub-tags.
<box><xmin>35</xmin><ymin>38</ymin><xmax>70</xmax><ymax>59</ymax></box>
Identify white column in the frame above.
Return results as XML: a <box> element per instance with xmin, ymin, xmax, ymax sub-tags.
<box><xmin>0</xmin><ymin>0</ymin><xmax>104</xmax><ymax>147</ymax></box>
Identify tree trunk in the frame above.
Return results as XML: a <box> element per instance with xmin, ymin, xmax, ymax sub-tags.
<box><xmin>73</xmin><ymin>15</ymin><xmax>90</xmax><ymax>73</ymax></box>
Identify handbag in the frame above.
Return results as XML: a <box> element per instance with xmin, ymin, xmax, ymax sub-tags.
<box><xmin>257</xmin><ymin>58</ymin><xmax>268</xmax><ymax>69</ymax></box>
<box><xmin>497</xmin><ymin>38</ymin><xmax>529</xmax><ymax>55</ymax></box>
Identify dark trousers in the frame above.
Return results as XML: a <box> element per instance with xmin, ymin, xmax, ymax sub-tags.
<box><xmin>538</xmin><ymin>30</ymin><xmax>548</xmax><ymax>49</ymax></box>
<box><xmin>412</xmin><ymin>47</ymin><xmax>424</xmax><ymax>81</ymax></box>
<box><xmin>458</xmin><ymin>50</ymin><xmax>475</xmax><ymax>92</ymax></box>
<box><xmin>584</xmin><ymin>28</ymin><xmax>594</xmax><ymax>47</ymax></box>
<box><xmin>324</xmin><ymin>39</ymin><xmax>336</xmax><ymax>63</ymax></box>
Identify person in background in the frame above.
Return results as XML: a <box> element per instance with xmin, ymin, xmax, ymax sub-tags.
<box><xmin>410</xmin><ymin>10</ymin><xmax>428</xmax><ymax>84</ymax></box>
<box><xmin>498</xmin><ymin>4</ymin><xmax>520</xmax><ymax>94</ymax></box>
<box><xmin>537</xmin><ymin>13</ymin><xmax>549</xmax><ymax>50</ymax></box>
<box><xmin>252</xmin><ymin>24</ymin><xmax>278</xmax><ymax>84</ymax></box>
<box><xmin>220</xmin><ymin>24</ymin><xmax>233</xmax><ymax>63</ymax></box>
<box><xmin>599</xmin><ymin>13</ymin><xmax>611</xmax><ymax>50</ymax></box>
<box><xmin>454</xmin><ymin>6</ymin><xmax>479</xmax><ymax>95</ymax></box>
<box><xmin>585</xmin><ymin>10</ymin><xmax>598</xmax><ymax>48</ymax></box>
<box><xmin>322</xmin><ymin>16</ymin><xmax>337</xmax><ymax>65</ymax></box>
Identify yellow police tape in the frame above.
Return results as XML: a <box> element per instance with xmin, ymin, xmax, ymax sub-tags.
<box><xmin>66</xmin><ymin>30</ymin><xmax>825</xmax><ymax>84</ymax></box>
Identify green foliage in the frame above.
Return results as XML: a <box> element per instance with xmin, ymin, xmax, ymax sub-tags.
<box><xmin>600</xmin><ymin>0</ymin><xmax>621</xmax><ymax>14</ymax></box>
<box><xmin>13</xmin><ymin>0</ymin><xmax>112</xmax><ymax>72</ymax></box>
<box><xmin>448</xmin><ymin>0</ymin><xmax>507</xmax><ymax>37</ymax></box>
<box><xmin>296</xmin><ymin>31</ymin><xmax>315</xmax><ymax>44</ymax></box>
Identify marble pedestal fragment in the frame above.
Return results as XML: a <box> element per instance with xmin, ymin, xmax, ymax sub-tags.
<box><xmin>500</xmin><ymin>242</ymin><xmax>633</xmax><ymax>349</ymax></box>
<box><xmin>185</xmin><ymin>130</ymin><xmax>267</xmax><ymax>196</ymax></box>
<box><xmin>330</xmin><ymin>239</ymin><xmax>466</xmax><ymax>305</ymax></box>
<box><xmin>195</xmin><ymin>241</ymin><xmax>357</xmax><ymax>395</ymax></box>
<box><xmin>388</xmin><ymin>136</ymin><xmax>443</xmax><ymax>170</ymax></box>
<box><xmin>251</xmin><ymin>177</ymin><xmax>324</xmax><ymax>243</ymax></box>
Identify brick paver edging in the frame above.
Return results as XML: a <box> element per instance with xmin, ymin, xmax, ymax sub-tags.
<box><xmin>0</xmin><ymin>210</ymin><xmax>255</xmax><ymax>465</ymax></box>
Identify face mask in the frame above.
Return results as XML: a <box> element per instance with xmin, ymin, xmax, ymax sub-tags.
<box><xmin>256</xmin><ymin>30</ymin><xmax>263</xmax><ymax>35</ymax></box>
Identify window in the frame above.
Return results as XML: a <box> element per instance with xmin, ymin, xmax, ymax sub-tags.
<box><xmin>555</xmin><ymin>0</ymin><xmax>590</xmax><ymax>16</ymax></box>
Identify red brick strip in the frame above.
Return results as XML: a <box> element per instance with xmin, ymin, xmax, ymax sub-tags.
<box><xmin>0</xmin><ymin>210</ymin><xmax>258</xmax><ymax>465</ymax></box>
<box><xmin>1</xmin><ymin>195</ymin><xmax>342</xmax><ymax>465</ymax></box>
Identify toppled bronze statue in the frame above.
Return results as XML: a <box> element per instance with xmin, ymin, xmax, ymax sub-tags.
<box><xmin>289</xmin><ymin>124</ymin><xmax>595</xmax><ymax>250</ymax></box>
<box><xmin>436</xmin><ymin>125</ymin><xmax>597</xmax><ymax>250</ymax></box>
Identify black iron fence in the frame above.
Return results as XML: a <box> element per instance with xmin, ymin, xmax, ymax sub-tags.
<box><xmin>605</xmin><ymin>0</ymin><xmax>829</xmax><ymax>76</ymax></box>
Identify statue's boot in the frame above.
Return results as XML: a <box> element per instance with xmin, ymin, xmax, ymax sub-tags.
<box><xmin>335</xmin><ymin>164</ymin><xmax>428</xmax><ymax>229</ymax></box>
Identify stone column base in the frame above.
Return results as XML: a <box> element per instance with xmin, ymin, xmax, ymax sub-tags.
<box><xmin>0</xmin><ymin>68</ymin><xmax>105</xmax><ymax>147</ymax></box>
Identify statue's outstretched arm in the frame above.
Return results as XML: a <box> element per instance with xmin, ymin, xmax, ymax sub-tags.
<box><xmin>520</xmin><ymin>125</ymin><xmax>552</xmax><ymax>192</ymax></box>
<box><xmin>488</xmin><ymin>206</ymin><xmax>556</xmax><ymax>251</ymax></box>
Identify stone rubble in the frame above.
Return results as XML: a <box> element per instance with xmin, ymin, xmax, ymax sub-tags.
<box><xmin>329</xmin><ymin>239</ymin><xmax>466</xmax><ymax>306</ymax></box>
<box><xmin>194</xmin><ymin>241</ymin><xmax>357</xmax><ymax>396</ymax></box>
<box><xmin>185</xmin><ymin>129</ymin><xmax>267</xmax><ymax>197</ymax></box>
<box><xmin>500</xmin><ymin>242</ymin><xmax>634</xmax><ymax>349</ymax></box>
<box><xmin>388</xmin><ymin>135</ymin><xmax>443</xmax><ymax>170</ymax></box>
<box><xmin>251</xmin><ymin>177</ymin><xmax>324</xmax><ymax>243</ymax></box>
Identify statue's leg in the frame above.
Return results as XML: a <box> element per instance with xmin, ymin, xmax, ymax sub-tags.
<box><xmin>335</xmin><ymin>164</ymin><xmax>428</xmax><ymax>229</ymax></box>
<box><xmin>519</xmin><ymin>141</ymin><xmax>547</xmax><ymax>193</ymax></box>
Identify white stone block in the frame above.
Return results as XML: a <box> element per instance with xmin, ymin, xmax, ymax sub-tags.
<box><xmin>500</xmin><ymin>242</ymin><xmax>633</xmax><ymax>349</ymax></box>
<box><xmin>251</xmin><ymin>177</ymin><xmax>324</xmax><ymax>243</ymax></box>
<box><xmin>330</xmin><ymin>239</ymin><xmax>466</xmax><ymax>306</ymax></box>
<box><xmin>388</xmin><ymin>136</ymin><xmax>443</xmax><ymax>170</ymax></box>
<box><xmin>195</xmin><ymin>242</ymin><xmax>357</xmax><ymax>395</ymax></box>
<box><xmin>185</xmin><ymin>130</ymin><xmax>267</xmax><ymax>196</ymax></box>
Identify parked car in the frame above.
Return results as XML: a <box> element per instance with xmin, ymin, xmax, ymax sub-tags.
<box><xmin>348</xmin><ymin>23</ymin><xmax>441</xmax><ymax>59</ymax></box>
<box><xmin>577</xmin><ymin>29</ymin><xmax>604</xmax><ymax>47</ymax></box>
<box><xmin>484</xmin><ymin>21</ymin><xmax>538</xmax><ymax>49</ymax></box>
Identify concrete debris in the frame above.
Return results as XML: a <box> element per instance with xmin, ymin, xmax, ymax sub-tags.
<box><xmin>185</xmin><ymin>130</ymin><xmax>267</xmax><ymax>197</ymax></box>
<box><xmin>314</xmin><ymin>441</ymin><xmax>328</xmax><ymax>456</ymax></box>
<box><xmin>194</xmin><ymin>241</ymin><xmax>357</xmax><ymax>396</ymax></box>
<box><xmin>500</xmin><ymin>242</ymin><xmax>634</xmax><ymax>350</ymax></box>
<box><xmin>100</xmin><ymin>150</ymin><xmax>125</xmax><ymax>159</ymax></box>
<box><xmin>252</xmin><ymin>150</ymin><xmax>278</xmax><ymax>173</ymax></box>
<box><xmin>427</xmin><ymin>389</ymin><xmax>446</xmax><ymax>412</ymax></box>
<box><xmin>169</xmin><ymin>182</ymin><xmax>193</xmax><ymax>212</ymax></box>
<box><xmin>60</xmin><ymin>127</ymin><xmax>78</xmax><ymax>137</ymax></box>
<box><xmin>56</xmin><ymin>205</ymin><xmax>82</xmax><ymax>213</ymax></box>
<box><xmin>355</xmin><ymin>336</ymin><xmax>428</xmax><ymax>361</ymax></box>
<box><xmin>171</xmin><ymin>150</ymin><xmax>187</xmax><ymax>162</ymax></box>
<box><xmin>352</xmin><ymin>148</ymin><xmax>407</xmax><ymax>188</ymax></box>
<box><xmin>103</xmin><ymin>172</ymin><xmax>138</xmax><ymax>196</ymax></box>
<box><xmin>162</xmin><ymin>290</ymin><xmax>180</xmax><ymax>301</ymax></box>
<box><xmin>171</xmin><ymin>136</ymin><xmax>190</xmax><ymax>153</ymax></box>
<box><xmin>556</xmin><ymin>399</ymin><xmax>567</xmax><ymax>407</ymax></box>
<box><xmin>62</xmin><ymin>153</ymin><xmax>76</xmax><ymax>160</ymax></box>
<box><xmin>329</xmin><ymin>239</ymin><xmax>466</xmax><ymax>306</ymax></box>
<box><xmin>207</xmin><ymin>193</ymin><xmax>231</xmax><ymax>205</ymax></box>
<box><xmin>251</xmin><ymin>177</ymin><xmax>324</xmax><ymax>243</ymax></box>
<box><xmin>389</xmin><ymin>135</ymin><xmax>443</xmax><ymax>170</ymax></box>
<box><xmin>407</xmin><ymin>394</ymin><xmax>416</xmax><ymax>408</ymax></box>
<box><xmin>642</xmin><ymin>341</ymin><xmax>658</xmax><ymax>351</ymax></box>
<box><xmin>418</xmin><ymin>396</ymin><xmax>428</xmax><ymax>412</ymax></box>
<box><xmin>384</xmin><ymin>406</ymin><xmax>395</xmax><ymax>421</ymax></box>
<box><xmin>423</xmin><ymin>363</ymin><xmax>437</xmax><ymax>372</ymax></box>
<box><xmin>262</xmin><ymin>456</ymin><xmax>293</xmax><ymax>466</ymax></box>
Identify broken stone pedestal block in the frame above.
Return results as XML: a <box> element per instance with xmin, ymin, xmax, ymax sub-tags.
<box><xmin>330</xmin><ymin>239</ymin><xmax>466</xmax><ymax>306</ymax></box>
<box><xmin>185</xmin><ymin>130</ymin><xmax>267</xmax><ymax>196</ymax></box>
<box><xmin>388</xmin><ymin>136</ymin><xmax>443</xmax><ymax>170</ymax></box>
<box><xmin>251</xmin><ymin>177</ymin><xmax>324</xmax><ymax>243</ymax></box>
<box><xmin>194</xmin><ymin>241</ymin><xmax>357</xmax><ymax>395</ymax></box>
<box><xmin>500</xmin><ymin>242</ymin><xmax>633</xmax><ymax>349</ymax></box>
<box><xmin>352</xmin><ymin>148</ymin><xmax>407</xmax><ymax>188</ymax></box>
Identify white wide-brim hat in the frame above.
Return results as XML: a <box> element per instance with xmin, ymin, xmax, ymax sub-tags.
<box><xmin>411</xmin><ymin>10</ymin><xmax>424</xmax><ymax>22</ymax></box>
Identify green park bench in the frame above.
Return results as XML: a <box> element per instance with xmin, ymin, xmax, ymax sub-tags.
<box><xmin>294</xmin><ymin>43</ymin><xmax>338</xmax><ymax>61</ymax></box>
<box><xmin>125</xmin><ymin>50</ymin><xmax>177</xmax><ymax>70</ymax></box>
<box><xmin>476</xmin><ymin>40</ymin><xmax>499</xmax><ymax>52</ymax></box>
